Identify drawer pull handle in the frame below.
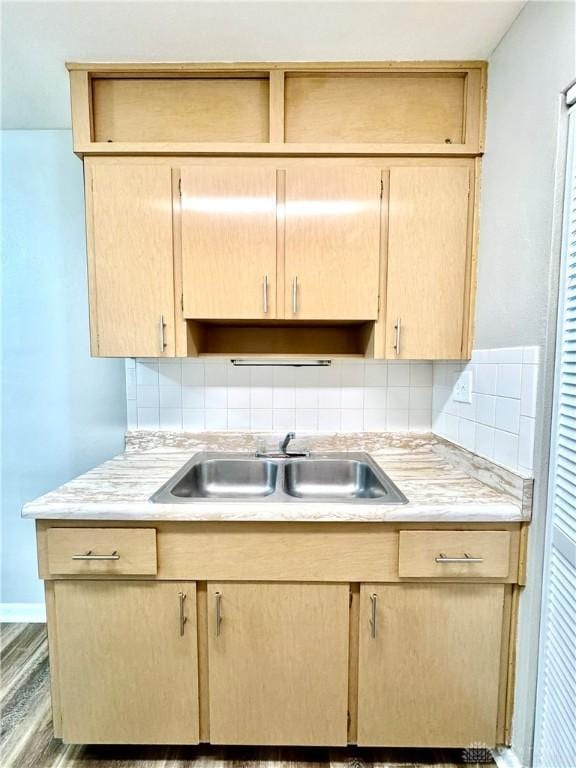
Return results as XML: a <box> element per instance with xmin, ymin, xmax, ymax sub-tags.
<box><xmin>71</xmin><ymin>550</ymin><xmax>120</xmax><ymax>561</ymax></box>
<box><xmin>178</xmin><ymin>591</ymin><xmax>187</xmax><ymax>637</ymax></box>
<box><xmin>369</xmin><ymin>593</ymin><xmax>377</xmax><ymax>639</ymax></box>
<box><xmin>435</xmin><ymin>552</ymin><xmax>484</xmax><ymax>564</ymax></box>
<box><xmin>215</xmin><ymin>591</ymin><xmax>223</xmax><ymax>637</ymax></box>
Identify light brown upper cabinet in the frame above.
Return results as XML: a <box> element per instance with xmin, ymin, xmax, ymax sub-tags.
<box><xmin>54</xmin><ymin>581</ymin><xmax>199</xmax><ymax>744</ymax></box>
<box><xmin>68</xmin><ymin>63</ymin><xmax>486</xmax><ymax>156</ymax></box>
<box><xmin>86</xmin><ymin>164</ymin><xmax>175</xmax><ymax>357</ymax></box>
<box><xmin>83</xmin><ymin>160</ymin><xmax>477</xmax><ymax>360</ymax></box>
<box><xmin>357</xmin><ymin>583</ymin><xmax>504</xmax><ymax>747</ymax></box>
<box><xmin>384</xmin><ymin>166</ymin><xmax>471</xmax><ymax>359</ymax></box>
<box><xmin>284</xmin><ymin>168</ymin><xmax>383</xmax><ymax>320</ymax></box>
<box><xmin>181</xmin><ymin>165</ymin><xmax>382</xmax><ymax>323</ymax></box>
<box><xmin>181</xmin><ymin>167</ymin><xmax>277</xmax><ymax>319</ymax></box>
<box><xmin>207</xmin><ymin>582</ymin><xmax>350</xmax><ymax>745</ymax></box>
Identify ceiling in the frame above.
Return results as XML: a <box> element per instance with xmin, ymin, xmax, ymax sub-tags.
<box><xmin>1</xmin><ymin>0</ymin><xmax>526</xmax><ymax>129</ymax></box>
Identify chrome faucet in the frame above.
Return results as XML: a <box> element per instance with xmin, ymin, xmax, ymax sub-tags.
<box><xmin>256</xmin><ymin>432</ymin><xmax>310</xmax><ymax>458</ymax></box>
<box><xmin>280</xmin><ymin>432</ymin><xmax>296</xmax><ymax>453</ymax></box>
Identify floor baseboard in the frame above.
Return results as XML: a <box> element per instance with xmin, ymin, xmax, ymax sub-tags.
<box><xmin>0</xmin><ymin>603</ymin><xmax>46</xmax><ymax>623</ymax></box>
<box><xmin>492</xmin><ymin>747</ymin><xmax>525</xmax><ymax>768</ymax></box>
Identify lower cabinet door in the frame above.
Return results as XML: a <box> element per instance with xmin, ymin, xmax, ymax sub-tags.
<box><xmin>54</xmin><ymin>581</ymin><xmax>199</xmax><ymax>744</ymax></box>
<box><xmin>357</xmin><ymin>583</ymin><xmax>505</xmax><ymax>747</ymax></box>
<box><xmin>207</xmin><ymin>582</ymin><xmax>350</xmax><ymax>745</ymax></box>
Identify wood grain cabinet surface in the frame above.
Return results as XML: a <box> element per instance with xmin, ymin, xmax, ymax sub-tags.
<box><xmin>181</xmin><ymin>167</ymin><xmax>278</xmax><ymax>319</ymax></box>
<box><xmin>86</xmin><ymin>164</ymin><xmax>176</xmax><ymax>357</ymax></box>
<box><xmin>357</xmin><ymin>583</ymin><xmax>505</xmax><ymax>747</ymax></box>
<box><xmin>46</xmin><ymin>527</ymin><xmax>157</xmax><ymax>576</ymax></box>
<box><xmin>54</xmin><ymin>580</ymin><xmax>199</xmax><ymax>744</ymax></box>
<box><xmin>284</xmin><ymin>167</ymin><xmax>382</xmax><ymax>320</ymax></box>
<box><xmin>84</xmin><ymin>158</ymin><xmax>476</xmax><ymax>359</ymax></box>
<box><xmin>74</xmin><ymin>62</ymin><xmax>484</xmax><ymax>359</ymax></box>
<box><xmin>385</xmin><ymin>166</ymin><xmax>472</xmax><ymax>360</ymax></box>
<box><xmin>39</xmin><ymin>521</ymin><xmax>523</xmax><ymax>748</ymax></box>
<box><xmin>206</xmin><ymin>582</ymin><xmax>350</xmax><ymax>746</ymax></box>
<box><xmin>398</xmin><ymin>530</ymin><xmax>511</xmax><ymax>579</ymax></box>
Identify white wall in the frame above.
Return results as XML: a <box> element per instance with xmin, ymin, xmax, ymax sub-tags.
<box><xmin>1</xmin><ymin>130</ymin><xmax>126</xmax><ymax>605</ymax></box>
<box><xmin>475</xmin><ymin>0</ymin><xmax>575</xmax><ymax>350</ymax></box>
<box><xmin>1</xmin><ymin>1</ymin><xmax>525</xmax><ymax>130</ymax></box>
<box><xmin>479</xmin><ymin>3</ymin><xmax>575</xmax><ymax>765</ymax></box>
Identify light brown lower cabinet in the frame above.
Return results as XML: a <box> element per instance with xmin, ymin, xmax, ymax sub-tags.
<box><xmin>357</xmin><ymin>583</ymin><xmax>505</xmax><ymax>747</ymax></box>
<box><xmin>39</xmin><ymin>522</ymin><xmax>522</xmax><ymax>748</ymax></box>
<box><xmin>54</xmin><ymin>580</ymin><xmax>199</xmax><ymax>744</ymax></box>
<box><xmin>207</xmin><ymin>582</ymin><xmax>350</xmax><ymax>745</ymax></box>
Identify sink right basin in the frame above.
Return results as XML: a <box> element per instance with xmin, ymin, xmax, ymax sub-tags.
<box><xmin>283</xmin><ymin>457</ymin><xmax>407</xmax><ymax>503</ymax></box>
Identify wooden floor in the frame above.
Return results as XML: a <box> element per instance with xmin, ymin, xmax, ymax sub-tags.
<box><xmin>0</xmin><ymin>623</ymin><xmax>495</xmax><ymax>768</ymax></box>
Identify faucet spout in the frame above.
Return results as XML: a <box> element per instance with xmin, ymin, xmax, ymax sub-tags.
<box><xmin>280</xmin><ymin>432</ymin><xmax>296</xmax><ymax>454</ymax></box>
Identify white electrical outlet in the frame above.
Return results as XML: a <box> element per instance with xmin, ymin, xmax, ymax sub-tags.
<box><xmin>453</xmin><ymin>371</ymin><xmax>473</xmax><ymax>404</ymax></box>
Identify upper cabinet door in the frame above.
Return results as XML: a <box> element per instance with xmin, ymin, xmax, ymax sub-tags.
<box><xmin>181</xmin><ymin>167</ymin><xmax>277</xmax><ymax>319</ymax></box>
<box><xmin>385</xmin><ymin>166</ymin><xmax>471</xmax><ymax>359</ymax></box>
<box><xmin>284</xmin><ymin>168</ymin><xmax>382</xmax><ymax>320</ymax></box>
<box><xmin>88</xmin><ymin>164</ymin><xmax>175</xmax><ymax>357</ymax></box>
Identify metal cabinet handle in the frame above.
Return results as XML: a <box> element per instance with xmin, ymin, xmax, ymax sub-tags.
<box><xmin>292</xmin><ymin>276</ymin><xmax>298</xmax><ymax>315</ymax></box>
<box><xmin>159</xmin><ymin>314</ymin><xmax>166</xmax><ymax>353</ymax></box>
<box><xmin>263</xmin><ymin>275</ymin><xmax>269</xmax><ymax>314</ymax></box>
<box><xmin>71</xmin><ymin>550</ymin><xmax>119</xmax><ymax>561</ymax></box>
<box><xmin>215</xmin><ymin>591</ymin><xmax>222</xmax><ymax>636</ymax></box>
<box><xmin>178</xmin><ymin>591</ymin><xmax>187</xmax><ymax>636</ymax></box>
<box><xmin>393</xmin><ymin>318</ymin><xmax>401</xmax><ymax>356</ymax></box>
<box><xmin>369</xmin><ymin>593</ymin><xmax>377</xmax><ymax>639</ymax></box>
<box><xmin>435</xmin><ymin>552</ymin><xmax>484</xmax><ymax>564</ymax></box>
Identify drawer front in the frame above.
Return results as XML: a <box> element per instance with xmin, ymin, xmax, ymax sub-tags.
<box><xmin>47</xmin><ymin>528</ymin><xmax>157</xmax><ymax>576</ymax></box>
<box><xmin>398</xmin><ymin>530</ymin><xmax>511</xmax><ymax>579</ymax></box>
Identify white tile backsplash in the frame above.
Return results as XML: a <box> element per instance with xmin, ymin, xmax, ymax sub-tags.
<box><xmin>251</xmin><ymin>409</ymin><xmax>273</xmax><ymax>431</ymax></box>
<box><xmin>182</xmin><ymin>408</ymin><xmax>204</xmax><ymax>430</ymax></box>
<box><xmin>137</xmin><ymin>406</ymin><xmax>159</xmax><ymax>429</ymax></box>
<box><xmin>475</xmin><ymin>393</ymin><xmax>496</xmax><ymax>426</ymax></box>
<box><xmin>159</xmin><ymin>407</ymin><xmax>182</xmax><ymax>430</ymax></box>
<box><xmin>228</xmin><ymin>409</ymin><xmax>251</xmax><ymax>430</ymax></box>
<box><xmin>228</xmin><ymin>387</ymin><xmax>250</xmax><ymax>409</ymax></box>
<box><xmin>518</xmin><ymin>416</ymin><xmax>536</xmax><ymax>471</ymax></box>
<box><xmin>205</xmin><ymin>409</ymin><xmax>227</xmax><ymax>430</ymax></box>
<box><xmin>520</xmin><ymin>364</ymin><xmax>539</xmax><ymax>417</ymax></box>
<box><xmin>129</xmin><ymin>350</ymin><xmax>540</xmax><ymax>473</ymax></box>
<box><xmin>181</xmin><ymin>362</ymin><xmax>204</xmax><ymax>386</ymax></box>
<box><xmin>475</xmin><ymin>363</ymin><xmax>497</xmax><ymax>395</ymax></box>
<box><xmin>432</xmin><ymin>347</ymin><xmax>540</xmax><ymax>472</ymax></box>
<box><xmin>129</xmin><ymin>359</ymin><xmax>435</xmax><ymax>434</ymax></box>
<box><xmin>136</xmin><ymin>360</ymin><xmax>158</xmax><ymax>387</ymax></box>
<box><xmin>159</xmin><ymin>387</ymin><xmax>181</xmax><ymax>408</ymax></box>
<box><xmin>496</xmin><ymin>364</ymin><xmax>523</xmax><ymax>399</ymax></box>
<box><xmin>494</xmin><ymin>397</ymin><xmax>521</xmax><ymax>434</ymax></box>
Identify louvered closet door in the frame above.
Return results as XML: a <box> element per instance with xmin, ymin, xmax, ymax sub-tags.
<box><xmin>534</xmin><ymin>104</ymin><xmax>576</xmax><ymax>768</ymax></box>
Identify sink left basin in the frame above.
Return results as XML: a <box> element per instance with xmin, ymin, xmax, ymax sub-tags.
<box><xmin>151</xmin><ymin>453</ymin><xmax>278</xmax><ymax>501</ymax></box>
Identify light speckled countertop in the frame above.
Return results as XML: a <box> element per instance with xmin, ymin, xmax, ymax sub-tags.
<box><xmin>22</xmin><ymin>432</ymin><xmax>533</xmax><ymax>523</ymax></box>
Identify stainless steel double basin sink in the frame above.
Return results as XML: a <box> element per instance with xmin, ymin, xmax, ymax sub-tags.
<box><xmin>151</xmin><ymin>452</ymin><xmax>408</xmax><ymax>505</ymax></box>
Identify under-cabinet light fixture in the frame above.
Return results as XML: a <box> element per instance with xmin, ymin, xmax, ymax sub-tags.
<box><xmin>230</xmin><ymin>359</ymin><xmax>332</xmax><ymax>367</ymax></box>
